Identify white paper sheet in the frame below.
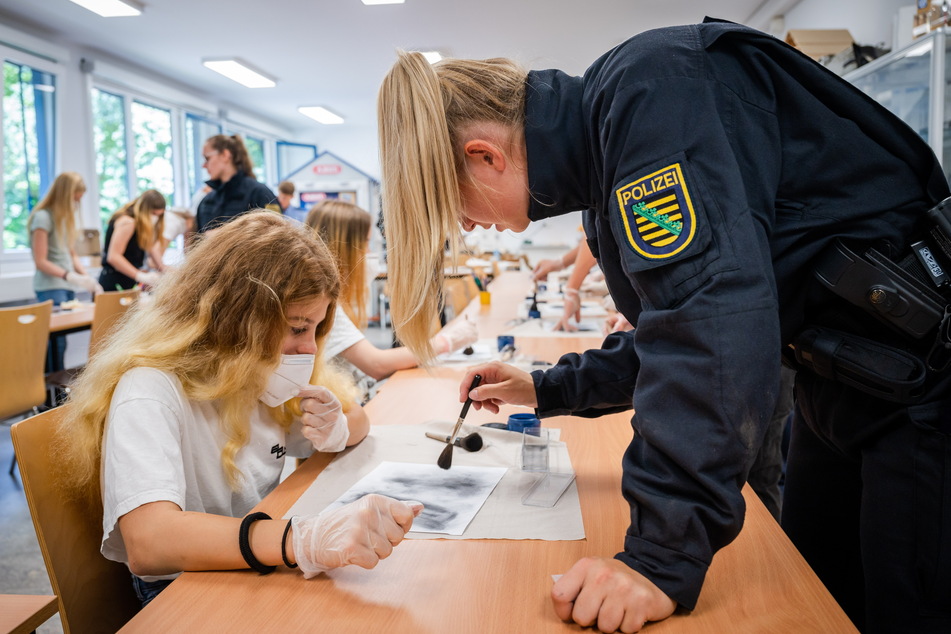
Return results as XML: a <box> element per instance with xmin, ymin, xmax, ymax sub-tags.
<box><xmin>284</xmin><ymin>422</ymin><xmax>584</xmax><ymax>541</ymax></box>
<box><xmin>322</xmin><ymin>461</ymin><xmax>506</xmax><ymax>535</ymax></box>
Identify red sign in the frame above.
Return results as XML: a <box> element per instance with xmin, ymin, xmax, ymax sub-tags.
<box><xmin>313</xmin><ymin>164</ymin><xmax>342</xmax><ymax>175</ymax></box>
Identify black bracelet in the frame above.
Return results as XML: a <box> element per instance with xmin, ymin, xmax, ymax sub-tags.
<box><xmin>281</xmin><ymin>518</ymin><xmax>298</xmax><ymax>569</ymax></box>
<box><xmin>238</xmin><ymin>512</ymin><xmax>276</xmax><ymax>575</ymax></box>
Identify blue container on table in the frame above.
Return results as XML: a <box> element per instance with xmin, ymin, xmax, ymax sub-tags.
<box><xmin>507</xmin><ymin>412</ymin><xmax>541</xmax><ymax>434</ymax></box>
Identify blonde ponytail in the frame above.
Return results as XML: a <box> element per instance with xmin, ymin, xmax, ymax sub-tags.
<box><xmin>378</xmin><ymin>51</ymin><xmax>526</xmax><ymax>363</ymax></box>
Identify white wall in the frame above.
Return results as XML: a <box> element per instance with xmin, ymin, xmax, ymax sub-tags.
<box><xmin>783</xmin><ymin>0</ymin><xmax>914</xmax><ymax>49</ymax></box>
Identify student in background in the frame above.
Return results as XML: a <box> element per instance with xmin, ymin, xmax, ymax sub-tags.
<box><xmin>306</xmin><ymin>200</ymin><xmax>477</xmax><ymax>402</ymax></box>
<box><xmin>54</xmin><ymin>212</ymin><xmax>421</xmax><ymax>606</ymax></box>
<box><xmin>195</xmin><ymin>134</ymin><xmax>276</xmax><ymax>233</ymax></box>
<box><xmin>28</xmin><ymin>171</ymin><xmax>103</xmax><ymax>369</ymax></box>
<box><xmin>98</xmin><ymin>189</ymin><xmax>167</xmax><ymax>291</ymax></box>
<box><xmin>277</xmin><ymin>181</ymin><xmax>307</xmax><ymax>223</ymax></box>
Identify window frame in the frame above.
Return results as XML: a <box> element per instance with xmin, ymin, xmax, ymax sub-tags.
<box><xmin>0</xmin><ymin>44</ymin><xmax>61</xmax><ymax>262</ymax></box>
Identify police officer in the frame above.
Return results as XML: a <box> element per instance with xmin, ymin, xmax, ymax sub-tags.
<box><xmin>377</xmin><ymin>18</ymin><xmax>951</xmax><ymax>633</ymax></box>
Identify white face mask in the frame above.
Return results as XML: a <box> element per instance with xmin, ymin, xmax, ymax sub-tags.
<box><xmin>259</xmin><ymin>354</ymin><xmax>315</xmax><ymax>407</ymax></box>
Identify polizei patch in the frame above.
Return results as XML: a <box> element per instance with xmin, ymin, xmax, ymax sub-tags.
<box><xmin>615</xmin><ymin>163</ymin><xmax>697</xmax><ymax>260</ymax></box>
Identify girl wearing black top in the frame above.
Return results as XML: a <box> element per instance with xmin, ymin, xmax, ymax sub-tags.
<box><xmin>99</xmin><ymin>189</ymin><xmax>166</xmax><ymax>291</ymax></box>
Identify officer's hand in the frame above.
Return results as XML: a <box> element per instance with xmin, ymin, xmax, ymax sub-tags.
<box><xmin>459</xmin><ymin>361</ymin><xmax>537</xmax><ymax>414</ymax></box>
<box><xmin>552</xmin><ymin>557</ymin><xmax>676</xmax><ymax>633</ymax></box>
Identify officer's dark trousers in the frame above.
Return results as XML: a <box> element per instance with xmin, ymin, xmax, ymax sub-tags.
<box><xmin>782</xmin><ymin>370</ymin><xmax>951</xmax><ymax>633</ymax></box>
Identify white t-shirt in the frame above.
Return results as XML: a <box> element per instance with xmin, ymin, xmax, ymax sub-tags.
<box><xmin>324</xmin><ymin>306</ymin><xmax>378</xmax><ymax>403</ymax></box>
<box><xmin>100</xmin><ymin>367</ymin><xmax>314</xmax><ymax>581</ymax></box>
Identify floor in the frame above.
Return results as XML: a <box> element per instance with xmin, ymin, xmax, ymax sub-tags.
<box><xmin>0</xmin><ymin>324</ymin><xmax>394</xmax><ymax>633</ymax></box>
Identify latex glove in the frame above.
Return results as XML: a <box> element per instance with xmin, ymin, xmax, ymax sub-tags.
<box><xmin>292</xmin><ymin>494</ymin><xmax>424</xmax><ymax>578</ymax></box>
<box><xmin>435</xmin><ymin>317</ymin><xmax>478</xmax><ymax>354</ymax></box>
<box><xmin>65</xmin><ymin>271</ymin><xmax>99</xmax><ymax>294</ymax></box>
<box><xmin>603</xmin><ymin>312</ymin><xmax>634</xmax><ymax>336</ymax></box>
<box><xmin>299</xmin><ymin>385</ymin><xmax>350</xmax><ymax>452</ymax></box>
<box><xmin>135</xmin><ymin>270</ymin><xmax>161</xmax><ymax>287</ymax></box>
<box><xmin>553</xmin><ymin>288</ymin><xmax>581</xmax><ymax>332</ymax></box>
<box><xmin>531</xmin><ymin>258</ymin><xmax>563</xmax><ymax>281</ymax></box>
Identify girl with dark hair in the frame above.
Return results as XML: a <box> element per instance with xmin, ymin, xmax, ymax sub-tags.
<box><xmin>195</xmin><ymin>134</ymin><xmax>276</xmax><ymax>233</ymax></box>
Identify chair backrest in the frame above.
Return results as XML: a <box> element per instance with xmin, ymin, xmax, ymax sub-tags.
<box><xmin>0</xmin><ymin>301</ymin><xmax>52</xmax><ymax>420</ymax></box>
<box><xmin>11</xmin><ymin>406</ymin><xmax>140</xmax><ymax>633</ymax></box>
<box><xmin>89</xmin><ymin>289</ymin><xmax>139</xmax><ymax>357</ymax></box>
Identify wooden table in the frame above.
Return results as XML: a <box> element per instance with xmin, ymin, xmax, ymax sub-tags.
<box><xmin>0</xmin><ymin>595</ymin><xmax>57</xmax><ymax>634</ymax></box>
<box><xmin>121</xmin><ymin>272</ymin><xmax>856</xmax><ymax>633</ymax></box>
<box><xmin>48</xmin><ymin>303</ymin><xmax>94</xmax><ymax>335</ymax></box>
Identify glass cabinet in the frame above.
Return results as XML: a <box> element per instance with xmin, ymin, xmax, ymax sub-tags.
<box><xmin>845</xmin><ymin>28</ymin><xmax>951</xmax><ymax>183</ymax></box>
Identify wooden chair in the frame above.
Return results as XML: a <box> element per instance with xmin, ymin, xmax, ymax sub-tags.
<box><xmin>88</xmin><ymin>289</ymin><xmax>140</xmax><ymax>358</ymax></box>
<box><xmin>46</xmin><ymin>289</ymin><xmax>139</xmax><ymax>403</ymax></box>
<box><xmin>11</xmin><ymin>406</ymin><xmax>141</xmax><ymax>633</ymax></box>
<box><xmin>0</xmin><ymin>300</ymin><xmax>53</xmax><ymax>475</ymax></box>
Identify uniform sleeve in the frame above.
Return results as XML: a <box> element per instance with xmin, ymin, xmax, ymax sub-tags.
<box><xmin>532</xmin><ymin>331</ymin><xmax>638</xmax><ymax>417</ymax></box>
<box><xmin>591</xmin><ymin>70</ymin><xmax>783</xmax><ymax>608</ymax></box>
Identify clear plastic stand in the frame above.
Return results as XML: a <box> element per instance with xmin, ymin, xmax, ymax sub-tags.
<box><xmin>520</xmin><ymin>427</ymin><xmax>575</xmax><ymax>507</ymax></box>
<box><xmin>522</xmin><ymin>472</ymin><xmax>577</xmax><ymax>507</ymax></box>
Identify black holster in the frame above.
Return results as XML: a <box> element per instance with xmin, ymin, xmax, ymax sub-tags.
<box><xmin>791</xmin><ymin>326</ymin><xmax>927</xmax><ymax>403</ymax></box>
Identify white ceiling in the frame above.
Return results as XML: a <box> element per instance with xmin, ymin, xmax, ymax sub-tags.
<box><xmin>0</xmin><ymin>0</ymin><xmax>787</xmax><ymax>145</ymax></box>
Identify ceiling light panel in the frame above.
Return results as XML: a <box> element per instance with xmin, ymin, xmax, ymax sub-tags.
<box><xmin>361</xmin><ymin>0</ymin><xmax>405</xmax><ymax>4</ymax></box>
<box><xmin>68</xmin><ymin>0</ymin><xmax>143</xmax><ymax>17</ymax></box>
<box><xmin>298</xmin><ymin>106</ymin><xmax>345</xmax><ymax>125</ymax></box>
<box><xmin>202</xmin><ymin>59</ymin><xmax>276</xmax><ymax>88</ymax></box>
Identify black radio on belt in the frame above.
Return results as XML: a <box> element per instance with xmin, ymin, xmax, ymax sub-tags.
<box><xmin>923</xmin><ymin>197</ymin><xmax>951</xmax><ymax>287</ymax></box>
<box><xmin>812</xmin><ymin>196</ymin><xmax>951</xmax><ymax>371</ymax></box>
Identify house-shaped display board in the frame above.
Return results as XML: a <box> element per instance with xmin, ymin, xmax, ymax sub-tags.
<box><xmin>283</xmin><ymin>150</ymin><xmax>380</xmax><ymax>221</ymax></box>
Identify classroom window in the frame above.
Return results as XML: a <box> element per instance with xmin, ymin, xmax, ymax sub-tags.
<box><xmin>131</xmin><ymin>100</ymin><xmax>173</xmax><ymax>202</ymax></box>
<box><xmin>244</xmin><ymin>135</ymin><xmax>266</xmax><ymax>181</ymax></box>
<box><xmin>184</xmin><ymin>113</ymin><xmax>220</xmax><ymax>202</ymax></box>
<box><xmin>2</xmin><ymin>60</ymin><xmax>56</xmax><ymax>251</ymax></box>
<box><xmin>277</xmin><ymin>141</ymin><xmax>317</xmax><ymax>180</ymax></box>
<box><xmin>92</xmin><ymin>88</ymin><xmax>129</xmax><ymax>229</ymax></box>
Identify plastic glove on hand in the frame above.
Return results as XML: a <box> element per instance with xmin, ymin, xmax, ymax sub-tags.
<box><xmin>553</xmin><ymin>289</ymin><xmax>582</xmax><ymax>332</ymax></box>
<box><xmin>135</xmin><ymin>270</ymin><xmax>161</xmax><ymax>287</ymax></box>
<box><xmin>292</xmin><ymin>494</ymin><xmax>423</xmax><ymax>578</ymax></box>
<box><xmin>65</xmin><ymin>271</ymin><xmax>99</xmax><ymax>294</ymax></box>
<box><xmin>436</xmin><ymin>318</ymin><xmax>478</xmax><ymax>353</ymax></box>
<box><xmin>532</xmin><ymin>258</ymin><xmax>563</xmax><ymax>281</ymax></box>
<box><xmin>299</xmin><ymin>385</ymin><xmax>350</xmax><ymax>452</ymax></box>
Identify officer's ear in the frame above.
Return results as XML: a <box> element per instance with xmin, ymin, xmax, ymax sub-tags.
<box><xmin>463</xmin><ymin>139</ymin><xmax>507</xmax><ymax>173</ymax></box>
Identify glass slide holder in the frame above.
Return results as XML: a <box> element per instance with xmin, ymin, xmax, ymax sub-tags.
<box><xmin>520</xmin><ymin>427</ymin><xmax>576</xmax><ymax>507</ymax></box>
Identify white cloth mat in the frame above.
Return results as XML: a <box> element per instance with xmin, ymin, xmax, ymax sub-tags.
<box><xmin>284</xmin><ymin>422</ymin><xmax>584</xmax><ymax>541</ymax></box>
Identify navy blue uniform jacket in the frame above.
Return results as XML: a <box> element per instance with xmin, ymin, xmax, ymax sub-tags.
<box><xmin>196</xmin><ymin>170</ymin><xmax>276</xmax><ymax>233</ymax></box>
<box><xmin>524</xmin><ymin>19</ymin><xmax>949</xmax><ymax>608</ymax></box>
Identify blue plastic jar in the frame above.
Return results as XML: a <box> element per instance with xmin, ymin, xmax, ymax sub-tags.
<box><xmin>507</xmin><ymin>412</ymin><xmax>541</xmax><ymax>434</ymax></box>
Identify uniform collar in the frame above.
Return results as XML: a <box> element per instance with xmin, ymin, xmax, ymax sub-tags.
<box><xmin>205</xmin><ymin>169</ymin><xmax>246</xmax><ymax>191</ymax></box>
<box><xmin>524</xmin><ymin>69</ymin><xmax>594</xmax><ymax>221</ymax></box>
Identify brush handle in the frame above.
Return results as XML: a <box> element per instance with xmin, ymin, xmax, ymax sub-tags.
<box><xmin>448</xmin><ymin>374</ymin><xmax>482</xmax><ymax>443</ymax></box>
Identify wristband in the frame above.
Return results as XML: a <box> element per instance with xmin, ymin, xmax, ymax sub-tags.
<box><xmin>238</xmin><ymin>512</ymin><xmax>276</xmax><ymax>574</ymax></box>
<box><xmin>281</xmin><ymin>518</ymin><xmax>298</xmax><ymax>569</ymax></box>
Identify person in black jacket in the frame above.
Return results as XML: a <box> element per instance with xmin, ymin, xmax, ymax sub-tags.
<box><xmin>377</xmin><ymin>18</ymin><xmax>951</xmax><ymax>633</ymax></box>
<box><xmin>195</xmin><ymin>134</ymin><xmax>276</xmax><ymax>233</ymax></box>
